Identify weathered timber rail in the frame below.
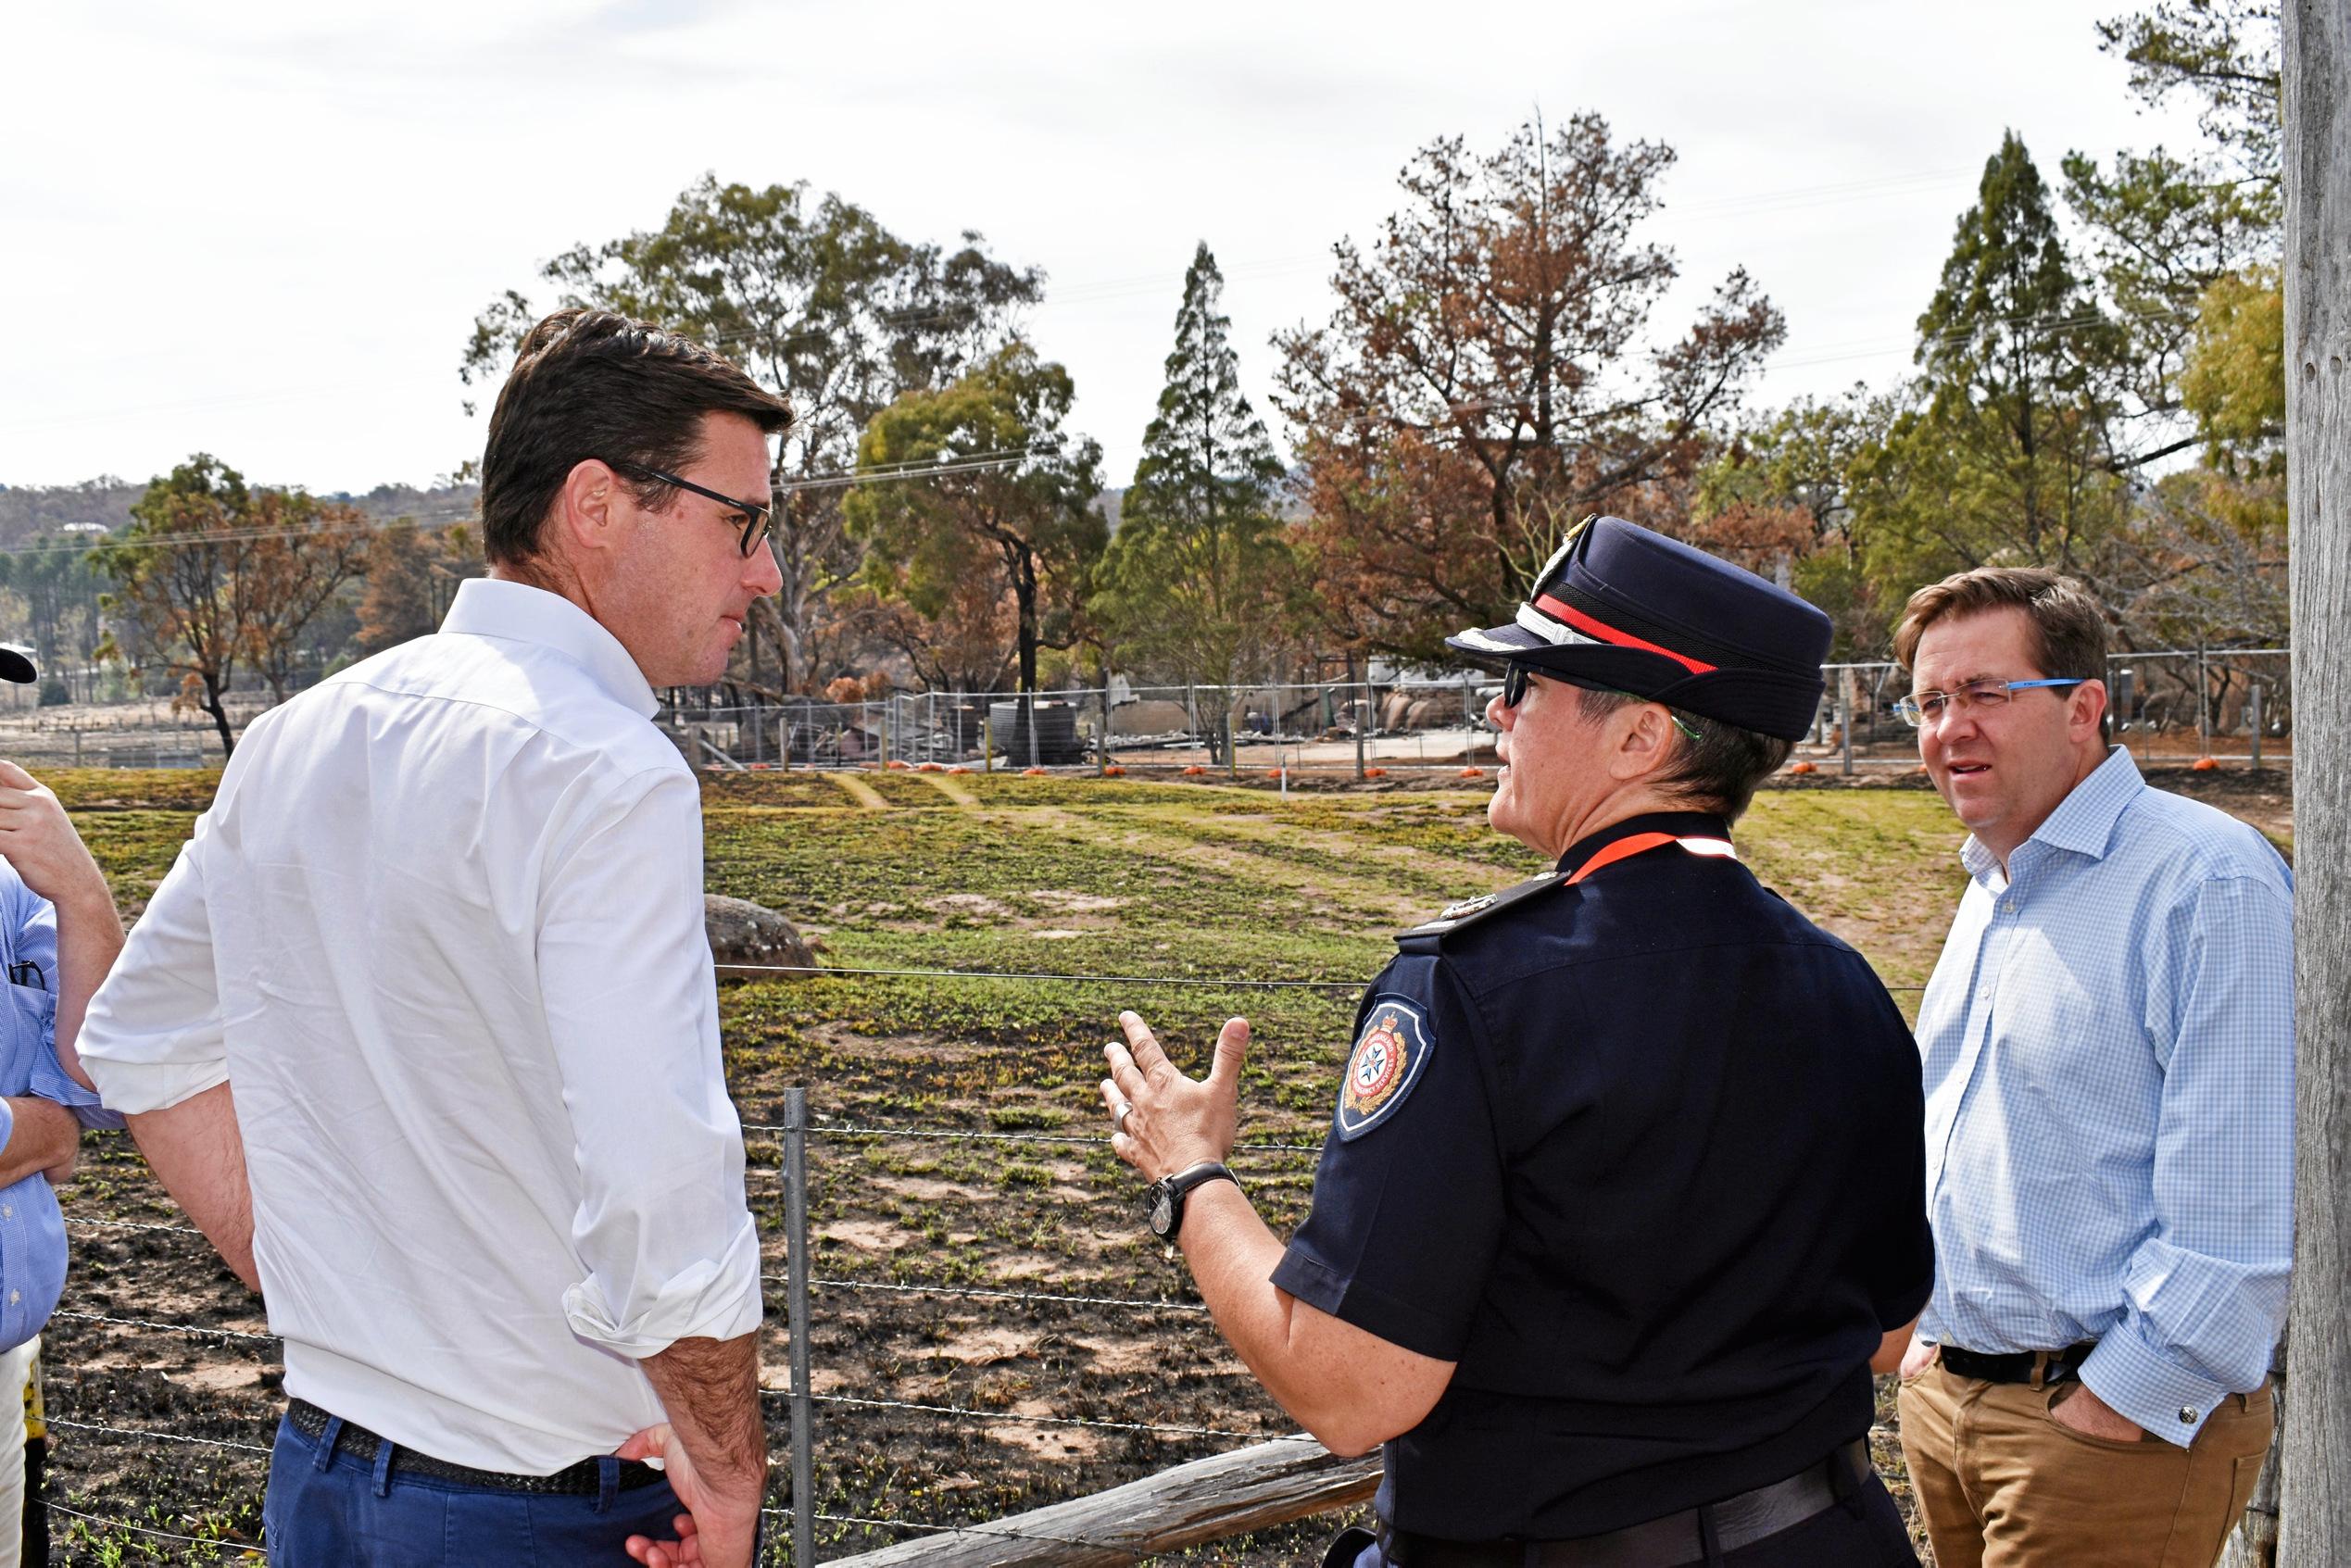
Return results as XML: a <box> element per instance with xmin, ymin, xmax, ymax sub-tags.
<box><xmin>827</xmin><ymin>1436</ymin><xmax>1380</xmax><ymax>1566</ymax></box>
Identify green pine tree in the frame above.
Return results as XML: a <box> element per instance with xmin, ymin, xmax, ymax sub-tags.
<box><xmin>1855</xmin><ymin>132</ymin><xmax>2127</xmax><ymax>591</ymax></box>
<box><xmin>1096</xmin><ymin>243</ymin><xmax>1293</xmax><ymax>731</ymax></box>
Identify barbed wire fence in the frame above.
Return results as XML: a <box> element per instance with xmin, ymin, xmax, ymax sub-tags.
<box><xmin>32</xmin><ymin>960</ymin><xmax>1345</xmax><ymax>1564</ymax></box>
<box><xmin>39</xmin><ymin>948</ymin><xmax>1932</xmax><ymax>1564</ymax></box>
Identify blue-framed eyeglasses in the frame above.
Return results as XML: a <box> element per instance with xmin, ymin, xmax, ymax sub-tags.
<box><xmin>1894</xmin><ymin>677</ymin><xmax>2085</xmax><ymax>728</ymax></box>
<box><xmin>602</xmin><ymin>458</ymin><xmax>773</xmax><ymax>557</ymax></box>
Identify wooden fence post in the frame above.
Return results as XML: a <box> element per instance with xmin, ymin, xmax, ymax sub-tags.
<box><xmin>785</xmin><ymin>1087</ymin><xmax>816</xmax><ymax>1568</ymax></box>
<box><xmin>823</xmin><ymin>1437</ymin><xmax>1378</xmax><ymax>1567</ymax></box>
<box><xmin>2281</xmin><ymin>4</ymin><xmax>2351</xmax><ymax>1562</ymax></box>
<box><xmin>1356</xmin><ymin>682</ymin><xmax>1369</xmax><ymax>782</ymax></box>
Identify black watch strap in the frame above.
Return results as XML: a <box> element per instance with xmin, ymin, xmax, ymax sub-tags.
<box><xmin>1149</xmin><ymin>1160</ymin><xmax>1238</xmax><ymax>1241</ymax></box>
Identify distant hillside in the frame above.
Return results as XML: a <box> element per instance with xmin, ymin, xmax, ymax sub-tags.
<box><xmin>0</xmin><ymin>477</ymin><xmax>480</xmax><ymax>548</ymax></box>
<box><xmin>322</xmin><ymin>481</ymin><xmax>483</xmax><ymax>528</ymax></box>
<box><xmin>0</xmin><ymin>479</ymin><xmax>142</xmax><ymax>547</ymax></box>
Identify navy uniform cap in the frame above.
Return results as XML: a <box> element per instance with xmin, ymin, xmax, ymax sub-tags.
<box><xmin>0</xmin><ymin>644</ymin><xmax>33</xmax><ymax>684</ymax></box>
<box><xmin>1444</xmin><ymin>517</ymin><xmax>1831</xmax><ymax>742</ymax></box>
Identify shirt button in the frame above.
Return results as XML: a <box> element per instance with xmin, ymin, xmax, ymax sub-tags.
<box><xmin>1</xmin><ymin>1206</ymin><xmax>12</xmax><ymax>1219</ymax></box>
<box><xmin>6</xmin><ymin>1291</ymin><xmax>17</xmax><ymax>1306</ymax></box>
<box><xmin>2180</xmin><ymin>1407</ymin><xmax>2198</xmax><ymax>1424</ymax></box>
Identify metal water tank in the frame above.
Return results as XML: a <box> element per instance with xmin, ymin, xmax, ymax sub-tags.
<box><xmin>988</xmin><ymin>700</ymin><xmax>1084</xmax><ymax>763</ymax></box>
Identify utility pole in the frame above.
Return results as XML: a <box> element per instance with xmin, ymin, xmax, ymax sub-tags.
<box><xmin>2282</xmin><ymin>4</ymin><xmax>2351</xmax><ymax>1563</ymax></box>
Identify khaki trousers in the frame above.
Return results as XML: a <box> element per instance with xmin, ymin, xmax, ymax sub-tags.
<box><xmin>1895</xmin><ymin>1358</ymin><xmax>2271</xmax><ymax>1568</ymax></box>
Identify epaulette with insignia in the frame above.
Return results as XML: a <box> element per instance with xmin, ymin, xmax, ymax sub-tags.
<box><xmin>1397</xmin><ymin>871</ymin><xmax>1565</xmax><ymax>945</ymax></box>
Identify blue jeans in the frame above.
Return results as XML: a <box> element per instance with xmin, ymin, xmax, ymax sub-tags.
<box><xmin>263</xmin><ymin>1410</ymin><xmax>686</xmax><ymax>1567</ymax></box>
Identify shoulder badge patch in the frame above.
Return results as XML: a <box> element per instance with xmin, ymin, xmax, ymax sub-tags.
<box><xmin>1338</xmin><ymin>995</ymin><xmax>1435</xmax><ymax>1141</ymax></box>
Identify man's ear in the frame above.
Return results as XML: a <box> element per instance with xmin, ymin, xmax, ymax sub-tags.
<box><xmin>549</xmin><ymin>459</ymin><xmax>622</xmax><ymax>558</ymax></box>
<box><xmin>2068</xmin><ymin>678</ymin><xmax>2110</xmax><ymax>744</ymax></box>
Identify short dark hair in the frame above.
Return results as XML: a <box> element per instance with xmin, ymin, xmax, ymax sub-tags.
<box><xmin>478</xmin><ymin>309</ymin><xmax>794</xmax><ymax>567</ymax></box>
<box><xmin>1575</xmin><ymin>686</ymin><xmax>1793</xmax><ymax>822</ymax></box>
<box><xmin>1892</xmin><ymin>567</ymin><xmax>2109</xmax><ymax>741</ymax></box>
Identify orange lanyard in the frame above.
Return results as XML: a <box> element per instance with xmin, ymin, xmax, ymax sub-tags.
<box><xmin>1564</xmin><ymin>831</ymin><xmax>1738</xmax><ymax>886</ymax></box>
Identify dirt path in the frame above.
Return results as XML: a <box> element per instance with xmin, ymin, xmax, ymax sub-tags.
<box><xmin>1158</xmin><ymin>808</ymin><xmax>1519</xmax><ymax>900</ymax></box>
<box><xmin>1006</xmin><ymin>805</ymin><xmax>1444</xmax><ymax>927</ymax></box>
<box><xmin>823</xmin><ymin>771</ymin><xmax>892</xmax><ymax>810</ymax></box>
<box><xmin>918</xmin><ymin>771</ymin><xmax>982</xmax><ymax>809</ymax></box>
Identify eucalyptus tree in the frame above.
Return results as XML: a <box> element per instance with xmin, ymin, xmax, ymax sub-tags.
<box><xmin>461</xmin><ymin>174</ymin><xmax>1040</xmax><ymax>692</ymax></box>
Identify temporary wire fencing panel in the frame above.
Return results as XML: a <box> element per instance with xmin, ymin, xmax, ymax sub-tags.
<box><xmin>1807</xmin><ymin>651</ymin><xmax>2295</xmax><ymax>771</ymax></box>
<box><xmin>0</xmin><ymin>649</ymin><xmax>2298</xmax><ymax>777</ymax></box>
<box><xmin>659</xmin><ymin>679</ymin><xmax>1506</xmax><ymax>780</ymax></box>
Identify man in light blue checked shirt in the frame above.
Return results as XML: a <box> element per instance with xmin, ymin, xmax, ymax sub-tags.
<box><xmin>0</xmin><ymin>689</ymin><xmax>129</xmax><ymax>1568</ymax></box>
<box><xmin>1886</xmin><ymin>568</ymin><xmax>2291</xmax><ymax>1568</ymax></box>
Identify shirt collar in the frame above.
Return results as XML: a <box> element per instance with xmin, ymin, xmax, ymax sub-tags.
<box><xmin>1556</xmin><ymin>810</ymin><xmax>1733</xmax><ymax>879</ymax></box>
<box><xmin>439</xmin><ymin>578</ymin><xmax>660</xmax><ymax>720</ymax></box>
<box><xmin>1958</xmin><ymin>744</ymin><xmax>2144</xmax><ymax>881</ymax></box>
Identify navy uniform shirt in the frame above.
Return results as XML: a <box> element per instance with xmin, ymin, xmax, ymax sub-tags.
<box><xmin>1270</xmin><ymin>811</ymin><xmax>1932</xmax><ymax>1541</ymax></box>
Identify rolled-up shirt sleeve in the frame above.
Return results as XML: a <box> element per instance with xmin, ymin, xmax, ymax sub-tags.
<box><xmin>2081</xmin><ymin>874</ymin><xmax>2294</xmax><ymax>1443</ymax></box>
<box><xmin>540</xmin><ymin>768</ymin><xmax>762</xmax><ymax>1360</ymax></box>
<box><xmin>76</xmin><ymin>838</ymin><xmax>229</xmax><ymax>1117</ymax></box>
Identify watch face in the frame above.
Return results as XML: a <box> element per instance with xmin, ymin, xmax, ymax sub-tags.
<box><xmin>1149</xmin><ymin>1187</ymin><xmax>1174</xmax><ymax>1237</ymax></box>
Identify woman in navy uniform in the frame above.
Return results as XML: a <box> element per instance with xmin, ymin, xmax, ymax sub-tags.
<box><xmin>1103</xmin><ymin>518</ymin><xmax>1929</xmax><ymax>1567</ymax></box>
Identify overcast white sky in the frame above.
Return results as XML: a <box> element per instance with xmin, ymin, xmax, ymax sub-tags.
<box><xmin>0</xmin><ymin>0</ymin><xmax>2206</xmax><ymax>496</ymax></box>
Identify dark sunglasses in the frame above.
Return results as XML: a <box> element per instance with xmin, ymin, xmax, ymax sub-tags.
<box><xmin>1501</xmin><ymin>662</ymin><xmax>1701</xmax><ymax>741</ymax></box>
<box><xmin>604</xmin><ymin>459</ymin><xmax>773</xmax><ymax>557</ymax></box>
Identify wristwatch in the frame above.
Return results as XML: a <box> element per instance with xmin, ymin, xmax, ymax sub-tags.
<box><xmin>1147</xmin><ymin>1160</ymin><xmax>1238</xmax><ymax>1241</ymax></box>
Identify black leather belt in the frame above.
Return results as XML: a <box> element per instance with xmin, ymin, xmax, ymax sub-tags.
<box><xmin>287</xmin><ymin>1399</ymin><xmax>668</xmax><ymax>1496</ymax></box>
<box><xmin>1380</xmin><ymin>1441</ymin><xmax>1866</xmax><ymax>1567</ymax></box>
<box><xmin>1938</xmin><ymin>1341</ymin><xmax>2097</xmax><ymax>1387</ymax></box>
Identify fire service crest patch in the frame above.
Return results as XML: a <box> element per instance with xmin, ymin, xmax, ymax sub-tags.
<box><xmin>1338</xmin><ymin>995</ymin><xmax>1433</xmax><ymax>1141</ymax></box>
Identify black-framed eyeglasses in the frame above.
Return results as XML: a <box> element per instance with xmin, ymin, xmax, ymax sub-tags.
<box><xmin>604</xmin><ymin>459</ymin><xmax>773</xmax><ymax>557</ymax></box>
<box><xmin>1501</xmin><ymin>662</ymin><xmax>1702</xmax><ymax>741</ymax></box>
<box><xmin>1893</xmin><ymin>676</ymin><xmax>2084</xmax><ymax>729</ymax></box>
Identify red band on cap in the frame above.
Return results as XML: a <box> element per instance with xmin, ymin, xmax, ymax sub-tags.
<box><xmin>1535</xmin><ymin>595</ymin><xmax>1716</xmax><ymax>674</ymax></box>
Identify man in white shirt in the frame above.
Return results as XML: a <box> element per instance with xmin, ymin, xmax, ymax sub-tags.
<box><xmin>76</xmin><ymin>308</ymin><xmax>790</xmax><ymax>1568</ymax></box>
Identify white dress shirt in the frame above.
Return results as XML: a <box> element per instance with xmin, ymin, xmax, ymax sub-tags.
<box><xmin>78</xmin><ymin>578</ymin><xmax>762</xmax><ymax>1474</ymax></box>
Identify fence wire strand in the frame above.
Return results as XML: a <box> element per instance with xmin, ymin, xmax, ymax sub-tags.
<box><xmin>795</xmin><ymin>1389</ymin><xmax>1278</xmax><ymax>1441</ymax></box>
<box><xmin>48</xmin><ymin>1418</ymin><xmax>276</xmax><ymax>1457</ymax></box>
<box><xmin>66</xmin><ymin>1216</ymin><xmax>207</xmax><ymax>1236</ymax></box>
<box><xmin>51</xmin><ymin>1311</ymin><xmax>278</xmax><ymax>1345</ymax></box>
<box><xmin>772</xmin><ymin>1119</ymin><xmax>1324</xmax><ymax>1151</ymax></box>
<box><xmin>795</xmin><ymin>1274</ymin><xmax>1210</xmax><ymax>1313</ymax></box>
<box><xmin>723</xmin><ymin>960</ymin><xmax>1363</xmax><ymax>990</ymax></box>
<box><xmin>46</xmin><ymin>1498</ymin><xmax>265</xmax><ymax>1556</ymax></box>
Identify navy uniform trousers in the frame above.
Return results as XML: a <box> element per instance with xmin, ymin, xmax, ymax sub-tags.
<box><xmin>1326</xmin><ymin>1464</ymin><xmax>1917</xmax><ymax>1568</ymax></box>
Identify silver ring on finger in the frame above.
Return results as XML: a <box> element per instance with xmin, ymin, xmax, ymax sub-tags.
<box><xmin>1113</xmin><ymin>1102</ymin><xmax>1134</xmax><ymax>1135</ymax></box>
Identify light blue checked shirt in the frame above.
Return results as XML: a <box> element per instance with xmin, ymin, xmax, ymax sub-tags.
<box><xmin>1916</xmin><ymin>746</ymin><xmax>2294</xmax><ymax>1447</ymax></box>
<box><xmin>0</xmin><ymin>864</ymin><xmax>125</xmax><ymax>1352</ymax></box>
